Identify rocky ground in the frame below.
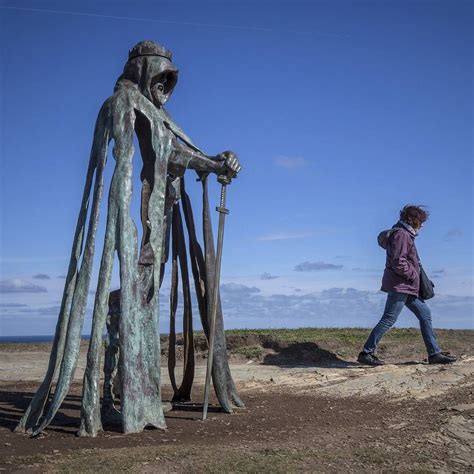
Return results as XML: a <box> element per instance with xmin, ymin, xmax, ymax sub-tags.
<box><xmin>0</xmin><ymin>328</ymin><xmax>473</xmax><ymax>472</ymax></box>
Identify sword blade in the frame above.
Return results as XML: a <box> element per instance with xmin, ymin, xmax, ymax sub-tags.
<box><xmin>202</xmin><ymin>184</ymin><xmax>228</xmax><ymax>420</ymax></box>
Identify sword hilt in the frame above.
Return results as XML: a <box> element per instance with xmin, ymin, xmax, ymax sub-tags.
<box><xmin>216</xmin><ymin>183</ymin><xmax>229</xmax><ymax>214</ymax></box>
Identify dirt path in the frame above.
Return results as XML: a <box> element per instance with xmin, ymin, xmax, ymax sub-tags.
<box><xmin>240</xmin><ymin>356</ymin><xmax>474</xmax><ymax>399</ymax></box>
<box><xmin>1</xmin><ymin>338</ymin><xmax>473</xmax><ymax>472</ymax></box>
<box><xmin>1</xmin><ymin>381</ymin><xmax>473</xmax><ymax>472</ymax></box>
<box><xmin>2</xmin><ymin>346</ymin><xmax>473</xmax><ymax>400</ymax></box>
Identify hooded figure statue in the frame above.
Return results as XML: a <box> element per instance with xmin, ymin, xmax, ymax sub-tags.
<box><xmin>16</xmin><ymin>40</ymin><xmax>243</xmax><ymax>437</ymax></box>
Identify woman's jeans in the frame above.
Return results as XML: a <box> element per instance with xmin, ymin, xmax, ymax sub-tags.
<box><xmin>363</xmin><ymin>291</ymin><xmax>441</xmax><ymax>356</ymax></box>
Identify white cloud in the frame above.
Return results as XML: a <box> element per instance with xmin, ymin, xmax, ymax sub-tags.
<box><xmin>260</xmin><ymin>272</ymin><xmax>279</xmax><ymax>280</ymax></box>
<box><xmin>221</xmin><ymin>283</ymin><xmax>260</xmax><ymax>295</ymax></box>
<box><xmin>294</xmin><ymin>261</ymin><xmax>343</xmax><ymax>272</ymax></box>
<box><xmin>257</xmin><ymin>231</ymin><xmax>314</xmax><ymax>241</ymax></box>
<box><xmin>33</xmin><ymin>273</ymin><xmax>51</xmax><ymax>280</ymax></box>
<box><xmin>0</xmin><ymin>256</ymin><xmax>68</xmax><ymax>263</ymax></box>
<box><xmin>0</xmin><ymin>279</ymin><xmax>47</xmax><ymax>293</ymax></box>
<box><xmin>15</xmin><ymin>305</ymin><xmax>62</xmax><ymax>315</ymax></box>
<box><xmin>443</xmin><ymin>228</ymin><xmax>463</xmax><ymax>241</ymax></box>
<box><xmin>2</xmin><ymin>284</ymin><xmax>473</xmax><ymax>336</ymax></box>
<box><xmin>216</xmin><ymin>284</ymin><xmax>473</xmax><ymax>330</ymax></box>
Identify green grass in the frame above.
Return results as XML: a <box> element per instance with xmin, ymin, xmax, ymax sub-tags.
<box><xmin>225</xmin><ymin>327</ymin><xmax>471</xmax><ymax>344</ymax></box>
<box><xmin>16</xmin><ymin>443</ymin><xmax>438</xmax><ymax>473</ymax></box>
<box><xmin>17</xmin><ymin>445</ymin><xmax>391</xmax><ymax>473</ymax></box>
<box><xmin>233</xmin><ymin>345</ymin><xmax>265</xmax><ymax>359</ymax></box>
<box><xmin>225</xmin><ymin>327</ymin><xmax>421</xmax><ymax>344</ymax></box>
<box><xmin>191</xmin><ymin>327</ymin><xmax>368</xmax><ymax>343</ymax></box>
<box><xmin>221</xmin><ymin>327</ymin><xmax>472</xmax><ymax>360</ymax></box>
<box><xmin>2</xmin><ymin>328</ymin><xmax>470</xmax><ymax>362</ymax></box>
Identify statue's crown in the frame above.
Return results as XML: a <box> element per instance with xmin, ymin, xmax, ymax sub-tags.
<box><xmin>128</xmin><ymin>40</ymin><xmax>172</xmax><ymax>61</ymax></box>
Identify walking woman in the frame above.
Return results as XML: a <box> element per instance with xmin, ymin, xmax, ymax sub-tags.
<box><xmin>358</xmin><ymin>205</ymin><xmax>457</xmax><ymax>366</ymax></box>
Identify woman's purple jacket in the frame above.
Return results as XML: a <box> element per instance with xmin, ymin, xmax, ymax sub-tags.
<box><xmin>378</xmin><ymin>224</ymin><xmax>420</xmax><ymax>296</ymax></box>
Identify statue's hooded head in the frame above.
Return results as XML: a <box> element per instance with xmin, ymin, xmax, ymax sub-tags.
<box><xmin>116</xmin><ymin>40</ymin><xmax>178</xmax><ymax>107</ymax></box>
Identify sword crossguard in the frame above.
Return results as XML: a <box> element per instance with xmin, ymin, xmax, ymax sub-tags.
<box><xmin>216</xmin><ymin>206</ymin><xmax>229</xmax><ymax>214</ymax></box>
<box><xmin>217</xmin><ymin>174</ymin><xmax>233</xmax><ymax>185</ymax></box>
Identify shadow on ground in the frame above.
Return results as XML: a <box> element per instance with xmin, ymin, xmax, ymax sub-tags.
<box><xmin>262</xmin><ymin>342</ymin><xmax>360</xmax><ymax>368</ymax></box>
<box><xmin>0</xmin><ymin>390</ymin><xmax>84</xmax><ymax>434</ymax></box>
<box><xmin>0</xmin><ymin>389</ymin><xmax>225</xmax><ymax>435</ymax></box>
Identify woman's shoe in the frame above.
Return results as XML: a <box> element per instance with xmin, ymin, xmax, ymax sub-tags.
<box><xmin>357</xmin><ymin>351</ymin><xmax>385</xmax><ymax>366</ymax></box>
<box><xmin>428</xmin><ymin>351</ymin><xmax>457</xmax><ymax>364</ymax></box>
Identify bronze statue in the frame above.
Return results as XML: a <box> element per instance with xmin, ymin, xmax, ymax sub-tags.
<box><xmin>16</xmin><ymin>40</ymin><xmax>243</xmax><ymax>437</ymax></box>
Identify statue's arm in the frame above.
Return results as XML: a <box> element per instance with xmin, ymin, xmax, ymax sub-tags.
<box><xmin>170</xmin><ymin>138</ymin><xmax>225</xmax><ymax>174</ymax></box>
<box><xmin>162</xmin><ymin>108</ymin><xmax>240</xmax><ymax>179</ymax></box>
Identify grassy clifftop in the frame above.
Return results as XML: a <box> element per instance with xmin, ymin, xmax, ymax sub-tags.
<box><xmin>190</xmin><ymin>327</ymin><xmax>473</xmax><ymax>362</ymax></box>
<box><xmin>1</xmin><ymin>328</ymin><xmax>471</xmax><ymax>363</ymax></box>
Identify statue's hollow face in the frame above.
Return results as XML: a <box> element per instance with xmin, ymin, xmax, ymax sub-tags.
<box><xmin>150</xmin><ymin>70</ymin><xmax>178</xmax><ymax>106</ymax></box>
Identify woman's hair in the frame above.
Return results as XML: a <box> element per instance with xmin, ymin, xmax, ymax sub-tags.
<box><xmin>400</xmin><ymin>205</ymin><xmax>429</xmax><ymax>228</ymax></box>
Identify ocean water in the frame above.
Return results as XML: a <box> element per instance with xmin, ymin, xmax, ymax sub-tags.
<box><xmin>0</xmin><ymin>335</ymin><xmax>91</xmax><ymax>343</ymax></box>
<box><xmin>0</xmin><ymin>333</ymin><xmax>169</xmax><ymax>343</ymax></box>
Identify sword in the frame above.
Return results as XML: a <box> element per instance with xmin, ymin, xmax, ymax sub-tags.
<box><xmin>202</xmin><ymin>178</ymin><xmax>230</xmax><ymax>420</ymax></box>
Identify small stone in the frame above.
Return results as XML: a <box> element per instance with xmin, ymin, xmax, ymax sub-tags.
<box><xmin>4</xmin><ymin>442</ymin><xmax>11</xmax><ymax>446</ymax></box>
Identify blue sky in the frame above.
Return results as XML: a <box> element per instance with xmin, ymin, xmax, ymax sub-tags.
<box><xmin>0</xmin><ymin>0</ymin><xmax>472</xmax><ymax>336</ymax></box>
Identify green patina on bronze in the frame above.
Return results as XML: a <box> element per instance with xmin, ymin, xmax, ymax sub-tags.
<box><xmin>16</xmin><ymin>41</ymin><xmax>243</xmax><ymax>437</ymax></box>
